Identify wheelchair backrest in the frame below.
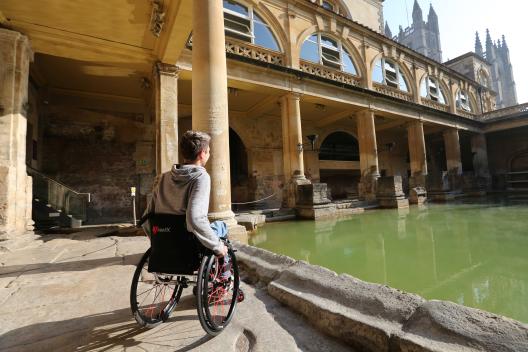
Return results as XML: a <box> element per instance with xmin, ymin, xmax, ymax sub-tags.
<box><xmin>146</xmin><ymin>213</ymin><xmax>203</xmax><ymax>275</ymax></box>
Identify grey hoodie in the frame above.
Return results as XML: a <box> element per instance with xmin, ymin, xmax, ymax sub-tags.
<box><xmin>145</xmin><ymin>164</ymin><xmax>222</xmax><ymax>255</ymax></box>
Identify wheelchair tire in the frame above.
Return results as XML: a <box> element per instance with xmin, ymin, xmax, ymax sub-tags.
<box><xmin>130</xmin><ymin>249</ymin><xmax>183</xmax><ymax>328</ymax></box>
<box><xmin>196</xmin><ymin>246</ymin><xmax>240</xmax><ymax>336</ymax></box>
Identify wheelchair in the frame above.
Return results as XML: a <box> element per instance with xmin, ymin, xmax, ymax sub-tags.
<box><xmin>130</xmin><ymin>213</ymin><xmax>241</xmax><ymax>336</ymax></box>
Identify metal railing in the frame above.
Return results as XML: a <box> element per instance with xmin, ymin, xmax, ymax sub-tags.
<box><xmin>27</xmin><ymin>167</ymin><xmax>91</xmax><ymax>222</ymax></box>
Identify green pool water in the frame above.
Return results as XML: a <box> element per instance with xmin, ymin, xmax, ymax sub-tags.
<box><xmin>249</xmin><ymin>198</ymin><xmax>528</xmax><ymax>323</ymax></box>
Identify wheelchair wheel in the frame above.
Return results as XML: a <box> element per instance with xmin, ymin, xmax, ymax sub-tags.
<box><xmin>196</xmin><ymin>246</ymin><xmax>240</xmax><ymax>336</ymax></box>
<box><xmin>130</xmin><ymin>249</ymin><xmax>183</xmax><ymax>328</ymax></box>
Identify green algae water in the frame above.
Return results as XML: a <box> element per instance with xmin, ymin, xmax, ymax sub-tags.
<box><xmin>249</xmin><ymin>198</ymin><xmax>528</xmax><ymax>323</ymax></box>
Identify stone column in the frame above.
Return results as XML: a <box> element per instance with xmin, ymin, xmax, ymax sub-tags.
<box><xmin>443</xmin><ymin>129</ymin><xmax>462</xmax><ymax>175</ymax></box>
<box><xmin>357</xmin><ymin>109</ymin><xmax>379</xmax><ymax>202</ymax></box>
<box><xmin>280</xmin><ymin>93</ymin><xmax>308</xmax><ymax>208</ymax></box>
<box><xmin>471</xmin><ymin>133</ymin><xmax>491</xmax><ymax>189</ymax></box>
<box><xmin>0</xmin><ymin>29</ymin><xmax>34</xmax><ymax>239</ymax></box>
<box><xmin>154</xmin><ymin>62</ymin><xmax>179</xmax><ymax>174</ymax></box>
<box><xmin>191</xmin><ymin>0</ymin><xmax>245</xmax><ymax>238</ymax></box>
<box><xmin>407</xmin><ymin>121</ymin><xmax>428</xmax><ymax>204</ymax></box>
<box><xmin>443</xmin><ymin>128</ymin><xmax>463</xmax><ymax>193</ymax></box>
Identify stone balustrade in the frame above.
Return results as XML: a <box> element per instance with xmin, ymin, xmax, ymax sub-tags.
<box><xmin>225</xmin><ymin>38</ymin><xmax>285</xmax><ymax>66</ymax></box>
<box><xmin>481</xmin><ymin>102</ymin><xmax>528</xmax><ymax>121</ymax></box>
<box><xmin>421</xmin><ymin>97</ymin><xmax>449</xmax><ymax>112</ymax></box>
<box><xmin>456</xmin><ymin>109</ymin><xmax>479</xmax><ymax>120</ymax></box>
<box><xmin>299</xmin><ymin>60</ymin><xmax>362</xmax><ymax>87</ymax></box>
<box><xmin>373</xmin><ymin>83</ymin><xmax>413</xmax><ymax>102</ymax></box>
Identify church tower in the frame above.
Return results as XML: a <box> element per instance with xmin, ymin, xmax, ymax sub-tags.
<box><xmin>476</xmin><ymin>29</ymin><xmax>518</xmax><ymax>108</ymax></box>
<box><xmin>388</xmin><ymin>1</ymin><xmax>442</xmax><ymax>62</ymax></box>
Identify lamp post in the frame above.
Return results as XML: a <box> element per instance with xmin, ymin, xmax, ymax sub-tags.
<box><xmin>131</xmin><ymin>186</ymin><xmax>137</xmax><ymax>226</ymax></box>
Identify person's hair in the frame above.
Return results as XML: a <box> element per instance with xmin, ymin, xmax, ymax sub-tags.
<box><xmin>180</xmin><ymin>130</ymin><xmax>211</xmax><ymax>161</ymax></box>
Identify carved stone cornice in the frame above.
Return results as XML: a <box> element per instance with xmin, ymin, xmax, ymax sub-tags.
<box><xmin>150</xmin><ymin>0</ymin><xmax>166</xmax><ymax>37</ymax></box>
<box><xmin>155</xmin><ymin>62</ymin><xmax>180</xmax><ymax>77</ymax></box>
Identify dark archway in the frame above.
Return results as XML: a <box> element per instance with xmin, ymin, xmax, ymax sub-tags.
<box><xmin>319</xmin><ymin>132</ymin><xmax>360</xmax><ymax>200</ymax></box>
<box><xmin>319</xmin><ymin>131</ymin><xmax>359</xmax><ymax>161</ymax></box>
<box><xmin>229</xmin><ymin>128</ymin><xmax>249</xmax><ymax>204</ymax></box>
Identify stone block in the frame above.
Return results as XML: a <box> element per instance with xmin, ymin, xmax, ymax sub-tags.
<box><xmin>296</xmin><ymin>183</ymin><xmax>331</xmax><ymax>206</ymax></box>
<box><xmin>409</xmin><ymin>187</ymin><xmax>427</xmax><ymax>205</ymax></box>
<box><xmin>376</xmin><ymin>176</ymin><xmax>409</xmax><ymax>209</ymax></box>
<box><xmin>296</xmin><ymin>203</ymin><xmax>336</xmax><ymax>220</ymax></box>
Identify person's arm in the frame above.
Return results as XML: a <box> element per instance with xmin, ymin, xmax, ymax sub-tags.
<box><xmin>186</xmin><ymin>173</ymin><xmax>225</xmax><ymax>255</ymax></box>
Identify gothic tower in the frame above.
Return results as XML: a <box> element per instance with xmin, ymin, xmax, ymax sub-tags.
<box><xmin>388</xmin><ymin>1</ymin><xmax>442</xmax><ymax>62</ymax></box>
<box><xmin>476</xmin><ymin>29</ymin><xmax>518</xmax><ymax>108</ymax></box>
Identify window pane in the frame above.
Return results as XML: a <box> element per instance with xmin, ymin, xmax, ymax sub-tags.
<box><xmin>420</xmin><ymin>79</ymin><xmax>428</xmax><ymax>97</ymax></box>
<box><xmin>308</xmin><ymin>34</ymin><xmax>318</xmax><ymax>43</ymax></box>
<box><xmin>398</xmin><ymin>74</ymin><xmax>408</xmax><ymax>91</ymax></box>
<box><xmin>322</xmin><ymin>1</ymin><xmax>334</xmax><ymax>10</ymax></box>
<box><xmin>224</xmin><ymin>12</ymin><xmax>251</xmax><ymax>38</ymax></box>
<box><xmin>321</xmin><ymin>36</ymin><xmax>338</xmax><ymax>49</ymax></box>
<box><xmin>342</xmin><ymin>51</ymin><xmax>357</xmax><ymax>75</ymax></box>
<box><xmin>223</xmin><ymin>0</ymin><xmax>249</xmax><ymax>16</ymax></box>
<box><xmin>322</xmin><ymin>47</ymin><xmax>340</xmax><ymax>63</ymax></box>
<box><xmin>372</xmin><ymin>60</ymin><xmax>383</xmax><ymax>83</ymax></box>
<box><xmin>439</xmin><ymin>90</ymin><xmax>446</xmax><ymax>104</ymax></box>
<box><xmin>254</xmin><ymin>22</ymin><xmax>280</xmax><ymax>51</ymax></box>
<box><xmin>301</xmin><ymin>40</ymin><xmax>320</xmax><ymax>63</ymax></box>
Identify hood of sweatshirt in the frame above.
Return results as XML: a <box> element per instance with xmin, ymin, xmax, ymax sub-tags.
<box><xmin>170</xmin><ymin>164</ymin><xmax>206</xmax><ymax>185</ymax></box>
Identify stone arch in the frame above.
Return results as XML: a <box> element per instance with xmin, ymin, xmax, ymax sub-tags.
<box><xmin>477</xmin><ymin>67</ymin><xmax>491</xmax><ymax>88</ymax></box>
<box><xmin>319</xmin><ymin>131</ymin><xmax>359</xmax><ymax>161</ymax></box>
<box><xmin>370</xmin><ymin>53</ymin><xmax>416</xmax><ymax>97</ymax></box>
<box><xmin>229</xmin><ymin>128</ymin><xmax>250</xmax><ymax>203</ymax></box>
<box><xmin>509</xmin><ymin>149</ymin><xmax>528</xmax><ymax>172</ymax></box>
<box><xmin>417</xmin><ymin>73</ymin><xmax>451</xmax><ymax>106</ymax></box>
<box><xmin>296</xmin><ymin>30</ymin><xmax>364</xmax><ymax>78</ymax></box>
<box><xmin>317</xmin><ymin>127</ymin><xmax>358</xmax><ymax>150</ymax></box>
<box><xmin>225</xmin><ymin>0</ymin><xmax>288</xmax><ymax>53</ymax></box>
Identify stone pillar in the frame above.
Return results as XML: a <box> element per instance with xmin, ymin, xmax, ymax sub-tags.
<box><xmin>280</xmin><ymin>93</ymin><xmax>309</xmax><ymax>208</ymax></box>
<box><xmin>443</xmin><ymin>128</ymin><xmax>463</xmax><ymax>193</ymax></box>
<box><xmin>191</xmin><ymin>0</ymin><xmax>245</xmax><ymax>238</ymax></box>
<box><xmin>357</xmin><ymin>109</ymin><xmax>379</xmax><ymax>202</ymax></box>
<box><xmin>407</xmin><ymin>121</ymin><xmax>428</xmax><ymax>204</ymax></box>
<box><xmin>443</xmin><ymin>129</ymin><xmax>462</xmax><ymax>175</ymax></box>
<box><xmin>471</xmin><ymin>133</ymin><xmax>491</xmax><ymax>189</ymax></box>
<box><xmin>0</xmin><ymin>29</ymin><xmax>34</xmax><ymax>239</ymax></box>
<box><xmin>154</xmin><ymin>62</ymin><xmax>179</xmax><ymax>174</ymax></box>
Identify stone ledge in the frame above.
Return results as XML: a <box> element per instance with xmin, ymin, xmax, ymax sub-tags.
<box><xmin>234</xmin><ymin>243</ymin><xmax>528</xmax><ymax>352</ymax></box>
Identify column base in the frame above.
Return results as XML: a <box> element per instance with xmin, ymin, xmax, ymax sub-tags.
<box><xmin>208</xmin><ymin>210</ymin><xmax>248</xmax><ymax>244</ymax></box>
<box><xmin>376</xmin><ymin>176</ymin><xmax>409</xmax><ymax>209</ymax></box>
<box><xmin>283</xmin><ymin>177</ymin><xmax>311</xmax><ymax>208</ymax></box>
<box><xmin>358</xmin><ymin>175</ymin><xmax>379</xmax><ymax>203</ymax></box>
<box><xmin>409</xmin><ymin>175</ymin><xmax>428</xmax><ymax>205</ymax></box>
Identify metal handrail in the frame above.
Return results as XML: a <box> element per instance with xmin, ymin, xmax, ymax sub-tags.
<box><xmin>27</xmin><ymin>167</ymin><xmax>91</xmax><ymax>202</ymax></box>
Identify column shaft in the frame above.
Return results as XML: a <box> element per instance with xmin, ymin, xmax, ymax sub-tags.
<box><xmin>280</xmin><ymin>93</ymin><xmax>307</xmax><ymax>208</ymax></box>
<box><xmin>191</xmin><ymin>0</ymin><xmax>233</xmax><ymax>221</ymax></box>
<box><xmin>443</xmin><ymin>129</ymin><xmax>462</xmax><ymax>175</ymax></box>
<box><xmin>407</xmin><ymin>121</ymin><xmax>428</xmax><ymax>176</ymax></box>
<box><xmin>471</xmin><ymin>133</ymin><xmax>491</xmax><ymax>188</ymax></box>
<box><xmin>357</xmin><ymin>110</ymin><xmax>379</xmax><ymax>201</ymax></box>
<box><xmin>154</xmin><ymin>62</ymin><xmax>179</xmax><ymax>174</ymax></box>
<box><xmin>0</xmin><ymin>29</ymin><xmax>33</xmax><ymax>238</ymax></box>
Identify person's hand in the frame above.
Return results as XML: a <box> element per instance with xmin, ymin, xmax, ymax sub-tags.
<box><xmin>215</xmin><ymin>242</ymin><xmax>228</xmax><ymax>257</ymax></box>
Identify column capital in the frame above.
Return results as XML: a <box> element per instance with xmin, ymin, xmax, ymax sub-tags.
<box><xmin>154</xmin><ymin>62</ymin><xmax>180</xmax><ymax>77</ymax></box>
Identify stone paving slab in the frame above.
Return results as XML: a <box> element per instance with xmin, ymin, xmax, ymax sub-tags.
<box><xmin>0</xmin><ymin>232</ymin><xmax>352</xmax><ymax>352</ymax></box>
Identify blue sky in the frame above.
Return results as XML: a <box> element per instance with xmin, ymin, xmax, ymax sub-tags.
<box><xmin>383</xmin><ymin>0</ymin><xmax>527</xmax><ymax>104</ymax></box>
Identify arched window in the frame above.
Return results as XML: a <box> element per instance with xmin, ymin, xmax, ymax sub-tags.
<box><xmin>300</xmin><ymin>34</ymin><xmax>358</xmax><ymax>75</ymax></box>
<box><xmin>319</xmin><ymin>132</ymin><xmax>359</xmax><ymax>161</ymax></box>
<box><xmin>223</xmin><ymin>0</ymin><xmax>281</xmax><ymax>52</ymax></box>
<box><xmin>372</xmin><ymin>58</ymin><xmax>409</xmax><ymax>92</ymax></box>
<box><xmin>420</xmin><ymin>76</ymin><xmax>447</xmax><ymax>104</ymax></box>
<box><xmin>456</xmin><ymin>90</ymin><xmax>472</xmax><ymax>112</ymax></box>
<box><xmin>477</xmin><ymin>70</ymin><xmax>490</xmax><ymax>88</ymax></box>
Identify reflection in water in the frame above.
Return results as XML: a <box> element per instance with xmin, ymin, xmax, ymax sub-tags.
<box><xmin>250</xmin><ymin>198</ymin><xmax>528</xmax><ymax>323</ymax></box>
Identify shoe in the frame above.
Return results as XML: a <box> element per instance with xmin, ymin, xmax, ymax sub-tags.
<box><xmin>237</xmin><ymin>288</ymin><xmax>245</xmax><ymax>302</ymax></box>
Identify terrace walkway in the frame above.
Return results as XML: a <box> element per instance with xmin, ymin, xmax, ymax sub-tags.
<box><xmin>0</xmin><ymin>229</ymin><xmax>350</xmax><ymax>352</ymax></box>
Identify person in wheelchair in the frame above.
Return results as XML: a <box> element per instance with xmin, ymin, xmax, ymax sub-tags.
<box><xmin>145</xmin><ymin>130</ymin><xmax>232</xmax><ymax>283</ymax></box>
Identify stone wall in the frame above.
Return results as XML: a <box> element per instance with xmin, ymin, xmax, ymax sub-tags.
<box><xmin>487</xmin><ymin>126</ymin><xmax>528</xmax><ymax>190</ymax></box>
<box><xmin>235</xmin><ymin>243</ymin><xmax>528</xmax><ymax>352</ymax></box>
<box><xmin>41</xmin><ymin>103</ymin><xmax>154</xmax><ymax>224</ymax></box>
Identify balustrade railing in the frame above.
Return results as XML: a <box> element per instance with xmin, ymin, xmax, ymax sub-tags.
<box><xmin>456</xmin><ymin>109</ymin><xmax>479</xmax><ymax>120</ymax></box>
<box><xmin>421</xmin><ymin>98</ymin><xmax>449</xmax><ymax>112</ymax></box>
<box><xmin>372</xmin><ymin>83</ymin><xmax>413</xmax><ymax>102</ymax></box>
<box><xmin>299</xmin><ymin>60</ymin><xmax>362</xmax><ymax>87</ymax></box>
<box><xmin>481</xmin><ymin>103</ymin><xmax>528</xmax><ymax>121</ymax></box>
<box><xmin>225</xmin><ymin>38</ymin><xmax>285</xmax><ymax>66</ymax></box>
<box><xmin>28</xmin><ymin>167</ymin><xmax>91</xmax><ymax>222</ymax></box>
